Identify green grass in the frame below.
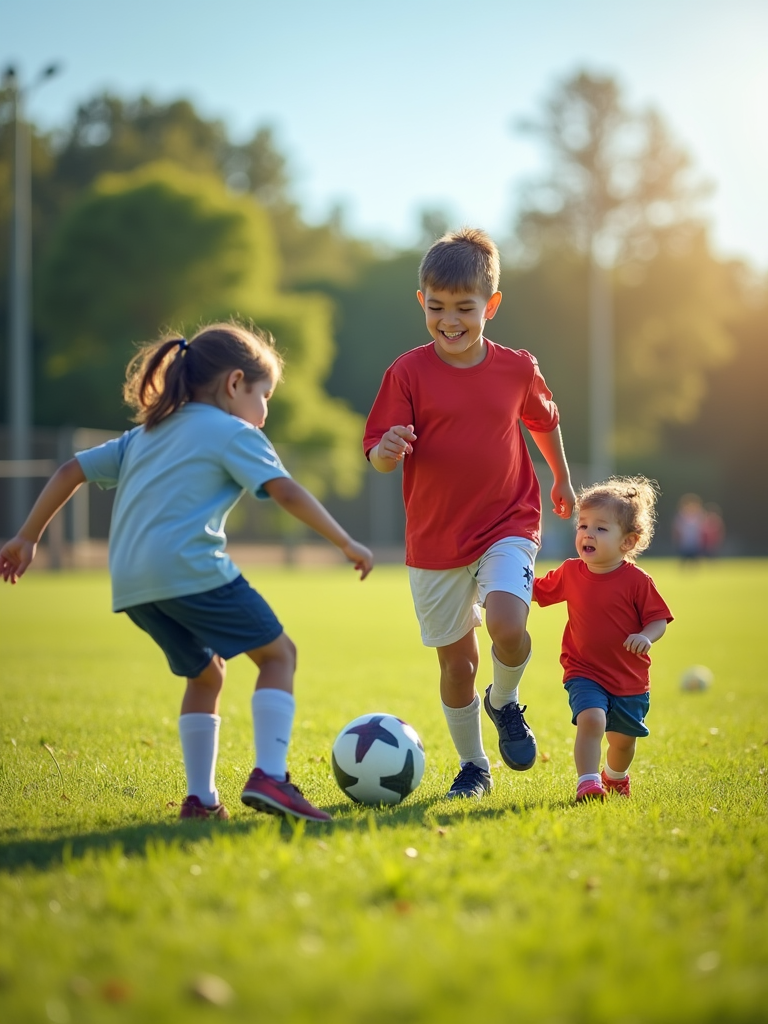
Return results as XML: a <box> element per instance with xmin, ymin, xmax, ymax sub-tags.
<box><xmin>1</xmin><ymin>559</ymin><xmax>766</xmax><ymax>1024</ymax></box>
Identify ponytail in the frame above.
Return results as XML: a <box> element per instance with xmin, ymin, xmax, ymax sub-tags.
<box><xmin>123</xmin><ymin>322</ymin><xmax>283</xmax><ymax>430</ymax></box>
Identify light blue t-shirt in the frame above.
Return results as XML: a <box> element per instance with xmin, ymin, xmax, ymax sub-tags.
<box><xmin>75</xmin><ymin>403</ymin><xmax>291</xmax><ymax>611</ymax></box>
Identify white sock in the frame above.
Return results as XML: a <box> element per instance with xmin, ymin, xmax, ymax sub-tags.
<box><xmin>603</xmin><ymin>764</ymin><xmax>629</xmax><ymax>780</ymax></box>
<box><xmin>178</xmin><ymin>713</ymin><xmax>220</xmax><ymax>806</ymax></box>
<box><xmin>252</xmin><ymin>688</ymin><xmax>295</xmax><ymax>780</ymax></box>
<box><xmin>578</xmin><ymin>773</ymin><xmax>602</xmax><ymax>785</ymax></box>
<box><xmin>441</xmin><ymin>695</ymin><xmax>490</xmax><ymax>773</ymax></box>
<box><xmin>488</xmin><ymin>648</ymin><xmax>532</xmax><ymax>710</ymax></box>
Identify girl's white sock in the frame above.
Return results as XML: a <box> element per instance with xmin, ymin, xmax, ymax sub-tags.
<box><xmin>178</xmin><ymin>713</ymin><xmax>220</xmax><ymax>806</ymax></box>
<box><xmin>603</xmin><ymin>764</ymin><xmax>629</xmax><ymax>780</ymax></box>
<box><xmin>252</xmin><ymin>688</ymin><xmax>295</xmax><ymax>780</ymax></box>
<box><xmin>441</xmin><ymin>694</ymin><xmax>490</xmax><ymax>772</ymax></box>
<box><xmin>578</xmin><ymin>773</ymin><xmax>602</xmax><ymax>785</ymax></box>
<box><xmin>488</xmin><ymin>648</ymin><xmax>532</xmax><ymax>710</ymax></box>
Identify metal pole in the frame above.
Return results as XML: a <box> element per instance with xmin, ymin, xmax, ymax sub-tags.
<box><xmin>588</xmin><ymin>251</ymin><xmax>614</xmax><ymax>483</ymax></box>
<box><xmin>8</xmin><ymin>78</ymin><xmax>32</xmax><ymax>529</ymax></box>
<box><xmin>4</xmin><ymin>63</ymin><xmax>60</xmax><ymax>536</ymax></box>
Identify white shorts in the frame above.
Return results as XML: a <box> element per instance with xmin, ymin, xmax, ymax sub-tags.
<box><xmin>408</xmin><ymin>536</ymin><xmax>538</xmax><ymax>648</ymax></box>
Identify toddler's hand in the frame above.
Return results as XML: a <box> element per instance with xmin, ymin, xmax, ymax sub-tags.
<box><xmin>624</xmin><ymin>633</ymin><xmax>652</xmax><ymax>657</ymax></box>
<box><xmin>341</xmin><ymin>540</ymin><xmax>374</xmax><ymax>580</ymax></box>
<box><xmin>377</xmin><ymin>424</ymin><xmax>416</xmax><ymax>462</ymax></box>
<box><xmin>0</xmin><ymin>536</ymin><xmax>36</xmax><ymax>584</ymax></box>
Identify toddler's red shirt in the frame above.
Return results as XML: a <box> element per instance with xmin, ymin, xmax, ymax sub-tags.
<box><xmin>533</xmin><ymin>558</ymin><xmax>673</xmax><ymax>695</ymax></box>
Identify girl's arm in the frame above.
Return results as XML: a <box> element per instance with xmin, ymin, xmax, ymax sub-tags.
<box><xmin>624</xmin><ymin>619</ymin><xmax>667</xmax><ymax>657</ymax></box>
<box><xmin>528</xmin><ymin>426</ymin><xmax>576</xmax><ymax>519</ymax></box>
<box><xmin>263</xmin><ymin>476</ymin><xmax>373</xmax><ymax>579</ymax></box>
<box><xmin>0</xmin><ymin>458</ymin><xmax>87</xmax><ymax>583</ymax></box>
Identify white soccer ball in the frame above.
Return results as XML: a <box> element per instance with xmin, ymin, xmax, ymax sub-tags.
<box><xmin>680</xmin><ymin>665</ymin><xmax>714</xmax><ymax>691</ymax></box>
<box><xmin>331</xmin><ymin>713</ymin><xmax>425</xmax><ymax>806</ymax></box>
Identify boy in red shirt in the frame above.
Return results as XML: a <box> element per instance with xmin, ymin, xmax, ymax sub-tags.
<box><xmin>364</xmin><ymin>228</ymin><xmax>575</xmax><ymax>799</ymax></box>
<box><xmin>533</xmin><ymin>476</ymin><xmax>673</xmax><ymax>802</ymax></box>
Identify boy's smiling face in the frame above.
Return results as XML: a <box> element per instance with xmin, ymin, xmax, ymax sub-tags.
<box><xmin>417</xmin><ymin>286</ymin><xmax>502</xmax><ymax>367</ymax></box>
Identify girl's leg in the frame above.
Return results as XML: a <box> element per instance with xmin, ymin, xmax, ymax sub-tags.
<box><xmin>246</xmin><ymin>632</ymin><xmax>298</xmax><ymax>780</ymax></box>
<box><xmin>574</xmin><ymin>707</ymin><xmax>607</xmax><ymax>777</ymax></box>
<box><xmin>179</xmin><ymin>656</ymin><xmax>226</xmax><ymax>807</ymax></box>
<box><xmin>605</xmin><ymin>731</ymin><xmax>636</xmax><ymax>775</ymax></box>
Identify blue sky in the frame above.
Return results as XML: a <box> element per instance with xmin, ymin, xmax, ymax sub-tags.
<box><xmin>6</xmin><ymin>0</ymin><xmax>768</xmax><ymax>267</ymax></box>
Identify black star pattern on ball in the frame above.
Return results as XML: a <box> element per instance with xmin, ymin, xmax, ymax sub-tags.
<box><xmin>345</xmin><ymin>716</ymin><xmax>400</xmax><ymax>763</ymax></box>
<box><xmin>331</xmin><ymin>751</ymin><xmax>360</xmax><ymax>799</ymax></box>
<box><xmin>380</xmin><ymin>749</ymin><xmax>415</xmax><ymax>801</ymax></box>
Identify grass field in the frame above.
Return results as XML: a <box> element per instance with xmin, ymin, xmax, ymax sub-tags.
<box><xmin>1</xmin><ymin>558</ymin><xmax>766</xmax><ymax>1024</ymax></box>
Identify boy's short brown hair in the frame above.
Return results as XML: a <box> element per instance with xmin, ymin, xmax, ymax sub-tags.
<box><xmin>419</xmin><ymin>227</ymin><xmax>500</xmax><ymax>298</ymax></box>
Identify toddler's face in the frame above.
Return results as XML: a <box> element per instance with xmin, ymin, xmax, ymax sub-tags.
<box><xmin>575</xmin><ymin>505</ymin><xmax>637</xmax><ymax>573</ymax></box>
<box><xmin>417</xmin><ymin>287</ymin><xmax>501</xmax><ymax>367</ymax></box>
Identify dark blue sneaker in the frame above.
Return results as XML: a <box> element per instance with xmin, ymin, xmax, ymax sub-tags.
<box><xmin>446</xmin><ymin>762</ymin><xmax>493</xmax><ymax>799</ymax></box>
<box><xmin>483</xmin><ymin>686</ymin><xmax>537</xmax><ymax>770</ymax></box>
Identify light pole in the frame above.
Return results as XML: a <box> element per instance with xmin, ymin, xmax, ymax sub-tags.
<box><xmin>588</xmin><ymin>247</ymin><xmax>614</xmax><ymax>484</ymax></box>
<box><xmin>4</xmin><ymin>62</ymin><xmax>61</xmax><ymax>531</ymax></box>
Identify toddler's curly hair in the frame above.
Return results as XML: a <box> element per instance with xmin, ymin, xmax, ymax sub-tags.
<box><xmin>576</xmin><ymin>475</ymin><xmax>660</xmax><ymax>560</ymax></box>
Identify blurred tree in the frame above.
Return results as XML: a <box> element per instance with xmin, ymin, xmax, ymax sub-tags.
<box><xmin>325</xmin><ymin>250</ymin><xmax>425</xmax><ymax>416</ymax></box>
<box><xmin>514</xmin><ymin>70</ymin><xmax>730</xmax><ymax>468</ymax></box>
<box><xmin>37</xmin><ymin>162</ymin><xmax>362</xmax><ymax>497</ymax></box>
<box><xmin>663</xmin><ymin>269</ymin><xmax>768</xmax><ymax>552</ymax></box>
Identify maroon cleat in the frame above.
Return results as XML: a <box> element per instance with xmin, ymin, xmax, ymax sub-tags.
<box><xmin>241</xmin><ymin>768</ymin><xmax>331</xmax><ymax>822</ymax></box>
<box><xmin>575</xmin><ymin>779</ymin><xmax>607</xmax><ymax>803</ymax></box>
<box><xmin>179</xmin><ymin>795</ymin><xmax>230</xmax><ymax>820</ymax></box>
<box><xmin>601</xmin><ymin>769</ymin><xmax>631</xmax><ymax>797</ymax></box>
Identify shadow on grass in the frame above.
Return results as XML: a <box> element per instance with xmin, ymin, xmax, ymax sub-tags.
<box><xmin>0</xmin><ymin>793</ymin><xmax>576</xmax><ymax>874</ymax></box>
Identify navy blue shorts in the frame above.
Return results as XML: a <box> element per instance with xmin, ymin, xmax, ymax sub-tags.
<box><xmin>564</xmin><ymin>677</ymin><xmax>650</xmax><ymax>738</ymax></box>
<box><xmin>124</xmin><ymin>575</ymin><xmax>283</xmax><ymax>678</ymax></box>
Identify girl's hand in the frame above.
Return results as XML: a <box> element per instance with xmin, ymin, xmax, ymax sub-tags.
<box><xmin>341</xmin><ymin>539</ymin><xmax>374</xmax><ymax>580</ymax></box>
<box><xmin>0</xmin><ymin>536</ymin><xmax>37</xmax><ymax>584</ymax></box>
<box><xmin>624</xmin><ymin>633</ymin><xmax>652</xmax><ymax>657</ymax></box>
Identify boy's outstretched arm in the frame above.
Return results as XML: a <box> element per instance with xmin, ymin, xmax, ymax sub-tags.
<box><xmin>368</xmin><ymin>424</ymin><xmax>417</xmax><ymax>473</ymax></box>
<box><xmin>0</xmin><ymin>458</ymin><xmax>87</xmax><ymax>583</ymax></box>
<box><xmin>264</xmin><ymin>477</ymin><xmax>373</xmax><ymax>579</ymax></box>
<box><xmin>528</xmin><ymin>426</ymin><xmax>576</xmax><ymax>519</ymax></box>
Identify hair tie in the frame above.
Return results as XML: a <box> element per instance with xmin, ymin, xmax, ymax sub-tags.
<box><xmin>177</xmin><ymin>337</ymin><xmax>189</xmax><ymax>351</ymax></box>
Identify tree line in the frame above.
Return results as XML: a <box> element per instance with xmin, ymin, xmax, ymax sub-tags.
<box><xmin>0</xmin><ymin>72</ymin><xmax>765</xmax><ymax>549</ymax></box>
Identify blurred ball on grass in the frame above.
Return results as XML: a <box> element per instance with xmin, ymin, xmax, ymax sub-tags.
<box><xmin>680</xmin><ymin>665</ymin><xmax>714</xmax><ymax>691</ymax></box>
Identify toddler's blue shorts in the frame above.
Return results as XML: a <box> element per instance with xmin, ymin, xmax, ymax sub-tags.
<box><xmin>564</xmin><ymin>677</ymin><xmax>650</xmax><ymax>738</ymax></box>
<box><xmin>124</xmin><ymin>575</ymin><xmax>283</xmax><ymax>679</ymax></box>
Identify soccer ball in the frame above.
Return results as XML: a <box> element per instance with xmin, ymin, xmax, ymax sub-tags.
<box><xmin>331</xmin><ymin>713</ymin><xmax>425</xmax><ymax>806</ymax></box>
<box><xmin>680</xmin><ymin>665</ymin><xmax>714</xmax><ymax>691</ymax></box>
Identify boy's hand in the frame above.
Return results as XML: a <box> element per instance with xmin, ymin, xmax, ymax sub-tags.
<box><xmin>624</xmin><ymin>633</ymin><xmax>652</xmax><ymax>657</ymax></box>
<box><xmin>377</xmin><ymin>424</ymin><xmax>416</xmax><ymax>463</ymax></box>
<box><xmin>551</xmin><ymin>478</ymin><xmax>576</xmax><ymax>519</ymax></box>
<box><xmin>340</xmin><ymin>540</ymin><xmax>374</xmax><ymax>580</ymax></box>
<box><xmin>0</xmin><ymin>536</ymin><xmax>37</xmax><ymax>584</ymax></box>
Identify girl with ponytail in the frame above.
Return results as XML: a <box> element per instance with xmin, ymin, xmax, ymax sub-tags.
<box><xmin>1</xmin><ymin>321</ymin><xmax>373</xmax><ymax>823</ymax></box>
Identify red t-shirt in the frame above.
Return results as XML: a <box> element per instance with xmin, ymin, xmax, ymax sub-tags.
<box><xmin>363</xmin><ymin>340</ymin><xmax>559</xmax><ymax>569</ymax></box>
<box><xmin>533</xmin><ymin>558</ymin><xmax>673</xmax><ymax>695</ymax></box>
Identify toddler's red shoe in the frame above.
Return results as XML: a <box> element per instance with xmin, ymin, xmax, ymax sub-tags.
<box><xmin>575</xmin><ymin>778</ymin><xmax>607</xmax><ymax>803</ymax></box>
<box><xmin>179</xmin><ymin>795</ymin><xmax>230</xmax><ymax>820</ymax></box>
<box><xmin>241</xmin><ymin>768</ymin><xmax>331</xmax><ymax>822</ymax></box>
<box><xmin>601</xmin><ymin>769</ymin><xmax>631</xmax><ymax>797</ymax></box>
